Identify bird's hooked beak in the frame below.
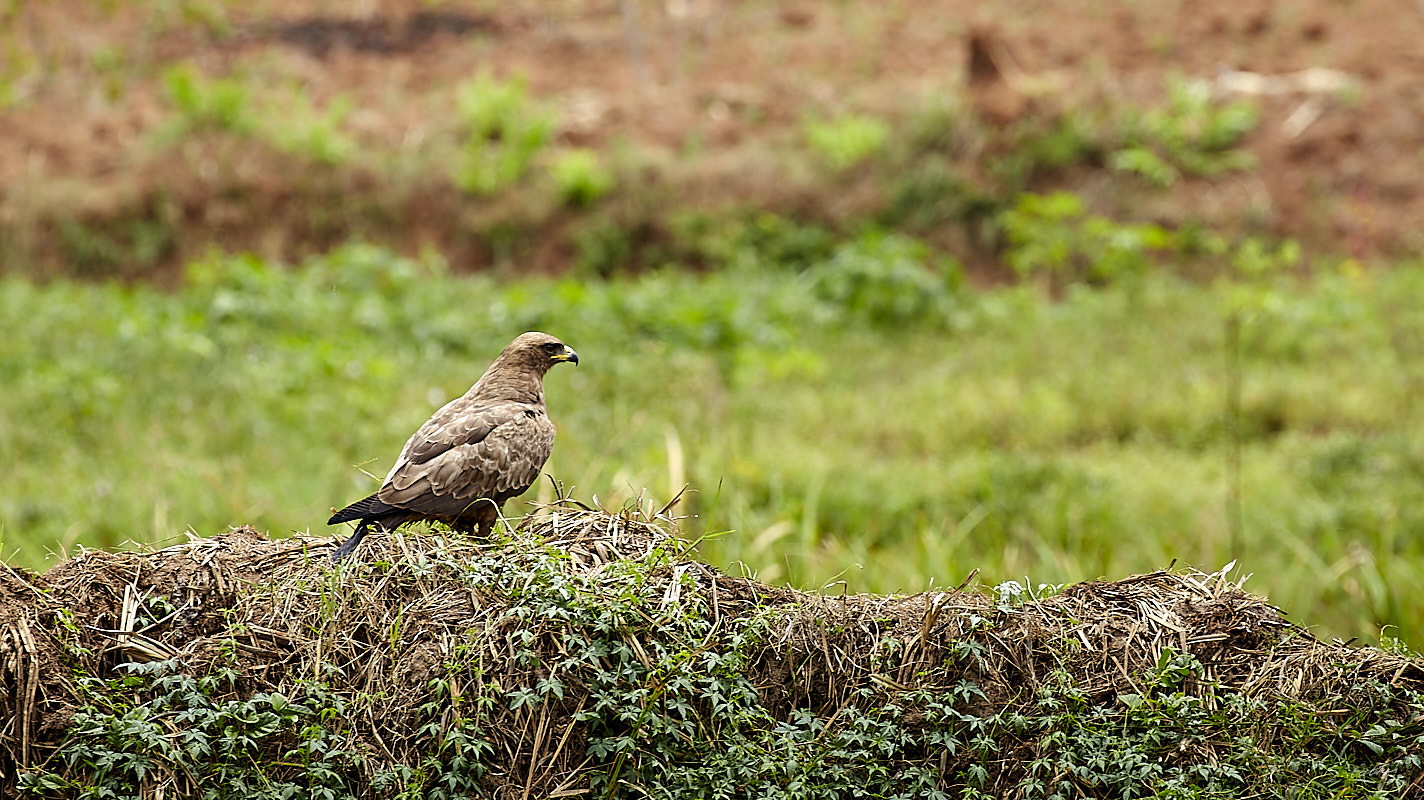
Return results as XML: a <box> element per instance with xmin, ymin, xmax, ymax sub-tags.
<box><xmin>553</xmin><ymin>345</ymin><xmax>579</xmax><ymax>365</ymax></box>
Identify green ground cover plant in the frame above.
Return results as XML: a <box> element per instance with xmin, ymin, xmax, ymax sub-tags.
<box><xmin>2</xmin><ymin>229</ymin><xmax>1423</xmax><ymax>645</ymax></box>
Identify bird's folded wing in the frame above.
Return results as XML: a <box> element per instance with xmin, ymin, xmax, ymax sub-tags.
<box><xmin>379</xmin><ymin>411</ymin><xmax>556</xmax><ymax>517</ymax></box>
<box><xmin>398</xmin><ymin>401</ymin><xmax>536</xmax><ymax>466</ymax></box>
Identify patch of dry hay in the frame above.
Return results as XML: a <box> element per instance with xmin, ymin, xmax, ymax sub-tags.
<box><xmin>2</xmin><ymin>501</ymin><xmax>1422</xmax><ymax>796</ymax></box>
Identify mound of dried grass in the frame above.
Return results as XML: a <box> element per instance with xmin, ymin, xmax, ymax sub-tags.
<box><xmin>3</xmin><ymin>501</ymin><xmax>1422</xmax><ymax>797</ymax></box>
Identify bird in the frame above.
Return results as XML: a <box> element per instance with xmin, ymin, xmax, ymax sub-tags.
<box><xmin>328</xmin><ymin>331</ymin><xmax>579</xmax><ymax>560</ymax></box>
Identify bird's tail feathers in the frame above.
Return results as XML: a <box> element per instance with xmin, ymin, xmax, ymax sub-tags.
<box><xmin>328</xmin><ymin>509</ymin><xmax>418</xmax><ymax>561</ymax></box>
<box><xmin>329</xmin><ymin>492</ymin><xmax>402</xmax><ymax>525</ymax></box>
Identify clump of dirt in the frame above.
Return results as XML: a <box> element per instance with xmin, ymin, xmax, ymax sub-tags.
<box><xmin>3</xmin><ymin>502</ymin><xmax>1421</xmax><ymax>796</ymax></box>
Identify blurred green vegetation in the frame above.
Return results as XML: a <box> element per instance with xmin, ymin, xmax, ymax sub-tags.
<box><xmin>1109</xmin><ymin>76</ymin><xmax>1259</xmax><ymax>187</ymax></box>
<box><xmin>548</xmin><ymin>148</ymin><xmax>616</xmax><ymax>207</ymax></box>
<box><xmin>2</xmin><ymin>233</ymin><xmax>1423</xmax><ymax>646</ymax></box>
<box><xmin>805</xmin><ymin>113</ymin><xmax>892</xmax><ymax>171</ymax></box>
<box><xmin>454</xmin><ymin>70</ymin><xmax>556</xmax><ymax>196</ymax></box>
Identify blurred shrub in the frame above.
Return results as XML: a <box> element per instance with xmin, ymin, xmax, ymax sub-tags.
<box><xmin>263</xmin><ymin>90</ymin><xmax>357</xmax><ymax>166</ymax></box>
<box><xmin>998</xmin><ymin>191</ymin><xmax>1177</xmax><ymax>283</ymax></box>
<box><xmin>986</xmin><ymin>111</ymin><xmax>1104</xmax><ymax>187</ymax></box>
<box><xmin>805</xmin><ymin>232</ymin><xmax>963</xmax><ymax>328</ymax></box>
<box><xmin>159</xmin><ymin>63</ymin><xmax>256</xmax><ymax>138</ymax></box>
<box><xmin>157</xmin><ymin>67</ymin><xmax>359</xmax><ymax>167</ymax></box>
<box><xmin>883</xmin><ymin>157</ymin><xmax>992</xmax><ymax>231</ymax></box>
<box><xmin>454</xmin><ymin>70</ymin><xmax>556</xmax><ymax>195</ymax></box>
<box><xmin>805</xmin><ymin>114</ymin><xmax>890</xmax><ymax>171</ymax></box>
<box><xmin>549</xmin><ymin>149</ymin><xmax>615</xmax><ymax>207</ymax></box>
<box><xmin>661</xmin><ymin>212</ymin><xmax>837</xmax><ymax>274</ymax></box>
<box><xmin>1110</xmin><ymin>77</ymin><xmax>1259</xmax><ymax>187</ymax></box>
<box><xmin>728</xmin><ymin>213</ymin><xmax>837</xmax><ymax>271</ymax></box>
<box><xmin>57</xmin><ymin>216</ymin><xmax>174</xmax><ymax>278</ymax></box>
<box><xmin>572</xmin><ymin>219</ymin><xmax>637</xmax><ymax>276</ymax></box>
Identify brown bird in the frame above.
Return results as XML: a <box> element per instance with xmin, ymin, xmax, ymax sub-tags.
<box><xmin>328</xmin><ymin>331</ymin><xmax>579</xmax><ymax>560</ymax></box>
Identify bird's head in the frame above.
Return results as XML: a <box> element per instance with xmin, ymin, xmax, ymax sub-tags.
<box><xmin>468</xmin><ymin>332</ymin><xmax>578</xmax><ymax>404</ymax></box>
<box><xmin>506</xmin><ymin>331</ymin><xmax>579</xmax><ymax>373</ymax></box>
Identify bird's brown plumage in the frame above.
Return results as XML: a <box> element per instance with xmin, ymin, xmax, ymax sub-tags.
<box><xmin>328</xmin><ymin>331</ymin><xmax>578</xmax><ymax>559</ymax></box>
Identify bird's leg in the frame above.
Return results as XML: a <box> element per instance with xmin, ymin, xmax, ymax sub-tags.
<box><xmin>330</xmin><ymin>518</ymin><xmax>372</xmax><ymax>561</ymax></box>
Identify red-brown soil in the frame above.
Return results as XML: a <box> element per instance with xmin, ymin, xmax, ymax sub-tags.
<box><xmin>3</xmin><ymin>0</ymin><xmax>1422</xmax><ymax>279</ymax></box>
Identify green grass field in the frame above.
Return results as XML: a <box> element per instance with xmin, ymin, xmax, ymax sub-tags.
<box><xmin>3</xmin><ymin>241</ymin><xmax>1422</xmax><ymax>646</ymax></box>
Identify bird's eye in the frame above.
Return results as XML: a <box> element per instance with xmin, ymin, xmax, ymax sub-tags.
<box><xmin>542</xmin><ymin>342</ymin><xmax>561</xmax><ymax>353</ymax></box>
